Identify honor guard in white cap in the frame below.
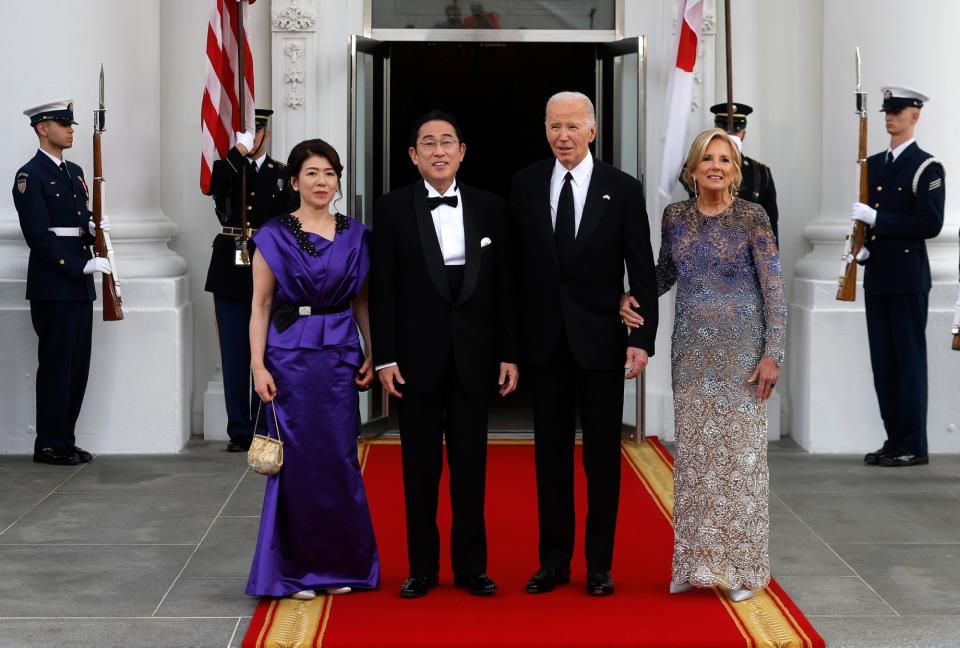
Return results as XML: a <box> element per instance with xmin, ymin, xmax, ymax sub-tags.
<box><xmin>12</xmin><ymin>100</ymin><xmax>112</xmax><ymax>465</ymax></box>
<box><xmin>851</xmin><ymin>85</ymin><xmax>945</xmax><ymax>467</ymax></box>
<box><xmin>203</xmin><ymin>108</ymin><xmax>292</xmax><ymax>452</ymax></box>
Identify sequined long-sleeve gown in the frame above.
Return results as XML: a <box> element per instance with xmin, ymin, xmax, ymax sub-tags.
<box><xmin>245</xmin><ymin>214</ymin><xmax>380</xmax><ymax>597</ymax></box>
<box><xmin>657</xmin><ymin>198</ymin><xmax>786</xmax><ymax>590</ymax></box>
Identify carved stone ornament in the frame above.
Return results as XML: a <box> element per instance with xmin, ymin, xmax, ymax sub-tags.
<box><xmin>272</xmin><ymin>0</ymin><xmax>316</xmax><ymax>32</ymax></box>
<box><xmin>283</xmin><ymin>40</ymin><xmax>306</xmax><ymax>110</ymax></box>
<box><xmin>702</xmin><ymin>13</ymin><xmax>716</xmax><ymax>34</ymax></box>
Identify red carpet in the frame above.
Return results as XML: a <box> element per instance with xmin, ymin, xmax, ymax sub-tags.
<box><xmin>244</xmin><ymin>439</ymin><xmax>824</xmax><ymax>647</ymax></box>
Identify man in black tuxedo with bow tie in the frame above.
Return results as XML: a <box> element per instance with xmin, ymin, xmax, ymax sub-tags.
<box><xmin>370</xmin><ymin>111</ymin><xmax>518</xmax><ymax>598</ymax></box>
<box><xmin>510</xmin><ymin>91</ymin><xmax>658</xmax><ymax>596</ymax></box>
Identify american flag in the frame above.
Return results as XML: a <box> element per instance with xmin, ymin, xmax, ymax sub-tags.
<box><xmin>200</xmin><ymin>0</ymin><xmax>256</xmax><ymax>194</ymax></box>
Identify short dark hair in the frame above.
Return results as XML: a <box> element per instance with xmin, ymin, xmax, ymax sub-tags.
<box><xmin>408</xmin><ymin>110</ymin><xmax>463</xmax><ymax>148</ymax></box>
<box><xmin>286</xmin><ymin>138</ymin><xmax>343</xmax><ymax>181</ymax></box>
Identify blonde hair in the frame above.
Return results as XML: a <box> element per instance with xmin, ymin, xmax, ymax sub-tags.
<box><xmin>681</xmin><ymin>128</ymin><xmax>742</xmax><ymax>196</ymax></box>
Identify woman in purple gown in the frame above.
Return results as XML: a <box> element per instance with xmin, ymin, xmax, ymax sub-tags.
<box><xmin>246</xmin><ymin>139</ymin><xmax>379</xmax><ymax>600</ymax></box>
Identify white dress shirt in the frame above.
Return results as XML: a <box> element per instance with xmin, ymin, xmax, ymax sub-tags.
<box><xmin>887</xmin><ymin>137</ymin><xmax>915</xmax><ymax>162</ymax></box>
<box><xmin>550</xmin><ymin>153</ymin><xmax>594</xmax><ymax>235</ymax></box>
<box><xmin>39</xmin><ymin>148</ymin><xmax>65</xmax><ymax>166</ymax></box>
<box><xmin>425</xmin><ymin>179</ymin><xmax>465</xmax><ymax>265</ymax></box>
<box><xmin>251</xmin><ymin>153</ymin><xmax>267</xmax><ymax>171</ymax></box>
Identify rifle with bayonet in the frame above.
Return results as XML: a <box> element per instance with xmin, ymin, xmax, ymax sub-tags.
<box><xmin>92</xmin><ymin>64</ymin><xmax>124</xmax><ymax>321</ymax></box>
<box><xmin>837</xmin><ymin>47</ymin><xmax>868</xmax><ymax>302</ymax></box>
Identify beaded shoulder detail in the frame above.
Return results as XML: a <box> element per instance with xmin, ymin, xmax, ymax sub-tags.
<box><xmin>279</xmin><ymin>213</ymin><xmax>350</xmax><ymax>257</ymax></box>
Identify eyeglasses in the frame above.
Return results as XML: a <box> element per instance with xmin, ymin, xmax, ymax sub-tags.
<box><xmin>417</xmin><ymin>139</ymin><xmax>460</xmax><ymax>152</ymax></box>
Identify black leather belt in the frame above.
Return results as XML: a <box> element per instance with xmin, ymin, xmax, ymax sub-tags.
<box><xmin>271</xmin><ymin>301</ymin><xmax>350</xmax><ymax>332</ymax></box>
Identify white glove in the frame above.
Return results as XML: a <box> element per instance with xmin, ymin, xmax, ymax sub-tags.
<box><xmin>845</xmin><ymin>248</ymin><xmax>870</xmax><ymax>264</ymax></box>
<box><xmin>235</xmin><ymin>130</ymin><xmax>255</xmax><ymax>154</ymax></box>
<box><xmin>953</xmin><ymin>286</ymin><xmax>960</xmax><ymax>328</ymax></box>
<box><xmin>88</xmin><ymin>213</ymin><xmax>111</xmax><ymax>236</ymax></box>
<box><xmin>850</xmin><ymin>202</ymin><xmax>877</xmax><ymax>226</ymax></box>
<box><xmin>83</xmin><ymin>257</ymin><xmax>112</xmax><ymax>275</ymax></box>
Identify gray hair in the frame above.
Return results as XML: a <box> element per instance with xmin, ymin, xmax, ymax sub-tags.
<box><xmin>545</xmin><ymin>91</ymin><xmax>596</xmax><ymax>126</ymax></box>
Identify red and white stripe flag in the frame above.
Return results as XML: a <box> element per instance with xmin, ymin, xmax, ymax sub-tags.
<box><xmin>658</xmin><ymin>0</ymin><xmax>704</xmax><ymax>199</ymax></box>
<box><xmin>200</xmin><ymin>0</ymin><xmax>256</xmax><ymax>194</ymax></box>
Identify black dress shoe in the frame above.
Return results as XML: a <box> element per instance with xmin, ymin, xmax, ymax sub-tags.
<box><xmin>878</xmin><ymin>453</ymin><xmax>929</xmax><ymax>467</ymax></box>
<box><xmin>453</xmin><ymin>573</ymin><xmax>497</xmax><ymax>596</ymax></box>
<box><xmin>71</xmin><ymin>446</ymin><xmax>94</xmax><ymax>463</ymax></box>
<box><xmin>863</xmin><ymin>447</ymin><xmax>892</xmax><ymax>465</ymax></box>
<box><xmin>399</xmin><ymin>575</ymin><xmax>439</xmax><ymax>598</ymax></box>
<box><xmin>586</xmin><ymin>571</ymin><xmax>615</xmax><ymax>596</ymax></box>
<box><xmin>525</xmin><ymin>567</ymin><xmax>571</xmax><ymax>594</ymax></box>
<box><xmin>33</xmin><ymin>447</ymin><xmax>81</xmax><ymax>466</ymax></box>
<box><xmin>226</xmin><ymin>439</ymin><xmax>251</xmax><ymax>453</ymax></box>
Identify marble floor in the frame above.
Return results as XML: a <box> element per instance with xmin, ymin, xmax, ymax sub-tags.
<box><xmin>1</xmin><ymin>438</ymin><xmax>959</xmax><ymax>648</ymax></box>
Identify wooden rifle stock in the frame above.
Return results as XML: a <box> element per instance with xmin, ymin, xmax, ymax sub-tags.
<box><xmin>837</xmin><ymin>50</ymin><xmax>869</xmax><ymax>302</ymax></box>
<box><xmin>836</xmin><ymin>116</ymin><xmax>868</xmax><ymax>301</ymax></box>
<box><xmin>953</xmin><ymin>332</ymin><xmax>960</xmax><ymax>351</ymax></box>
<box><xmin>92</xmin><ymin>132</ymin><xmax>123</xmax><ymax>321</ymax></box>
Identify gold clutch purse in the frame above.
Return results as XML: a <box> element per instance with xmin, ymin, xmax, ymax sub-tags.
<box><xmin>247</xmin><ymin>401</ymin><xmax>284</xmax><ymax>476</ymax></box>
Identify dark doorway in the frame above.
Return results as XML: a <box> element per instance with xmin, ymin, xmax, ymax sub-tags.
<box><xmin>388</xmin><ymin>42</ymin><xmax>597</xmax><ymax>199</ymax></box>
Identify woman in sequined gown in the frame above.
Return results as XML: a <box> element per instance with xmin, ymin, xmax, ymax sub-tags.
<box><xmin>246</xmin><ymin>139</ymin><xmax>379</xmax><ymax>600</ymax></box>
<box><xmin>651</xmin><ymin>129</ymin><xmax>785</xmax><ymax>601</ymax></box>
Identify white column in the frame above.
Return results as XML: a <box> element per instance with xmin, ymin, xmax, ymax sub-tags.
<box><xmin>0</xmin><ymin>0</ymin><xmax>191</xmax><ymax>453</ymax></box>
<box><xmin>790</xmin><ymin>0</ymin><xmax>960</xmax><ymax>452</ymax></box>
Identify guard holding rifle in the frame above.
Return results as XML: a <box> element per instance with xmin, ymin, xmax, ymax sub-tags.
<box><xmin>204</xmin><ymin>108</ymin><xmax>290</xmax><ymax>452</ymax></box>
<box><xmin>13</xmin><ymin>100</ymin><xmax>110</xmax><ymax>465</ymax></box>
<box><xmin>851</xmin><ymin>86</ymin><xmax>945</xmax><ymax>467</ymax></box>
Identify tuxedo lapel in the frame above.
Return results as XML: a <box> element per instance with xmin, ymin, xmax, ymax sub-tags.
<box><xmin>413</xmin><ymin>186</ymin><xmax>452</xmax><ymax>301</ymax></box>
<box><xmin>571</xmin><ymin>162</ymin><xmax>613</xmax><ymax>263</ymax></box>
<box><xmin>534</xmin><ymin>162</ymin><xmax>560</xmax><ymax>268</ymax></box>
<box><xmin>456</xmin><ymin>184</ymin><xmax>481</xmax><ymax>306</ymax></box>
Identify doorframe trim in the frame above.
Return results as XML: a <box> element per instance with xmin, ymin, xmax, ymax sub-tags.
<box><xmin>364</xmin><ymin>0</ymin><xmax>625</xmax><ymax>40</ymax></box>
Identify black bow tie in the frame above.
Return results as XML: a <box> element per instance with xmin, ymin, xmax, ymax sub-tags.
<box><xmin>426</xmin><ymin>195</ymin><xmax>458</xmax><ymax>210</ymax></box>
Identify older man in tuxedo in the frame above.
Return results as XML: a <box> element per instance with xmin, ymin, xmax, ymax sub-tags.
<box><xmin>371</xmin><ymin>111</ymin><xmax>518</xmax><ymax>598</ymax></box>
<box><xmin>510</xmin><ymin>91</ymin><xmax>657</xmax><ymax>596</ymax></box>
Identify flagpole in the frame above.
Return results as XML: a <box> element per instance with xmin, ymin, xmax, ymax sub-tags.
<box><xmin>724</xmin><ymin>0</ymin><xmax>734</xmax><ymax>132</ymax></box>
<box><xmin>237</xmin><ymin>0</ymin><xmax>250</xmax><ymax>264</ymax></box>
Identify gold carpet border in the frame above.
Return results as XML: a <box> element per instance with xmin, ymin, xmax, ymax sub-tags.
<box><xmin>622</xmin><ymin>440</ymin><xmax>812</xmax><ymax>648</ymax></box>
<box><xmin>255</xmin><ymin>595</ymin><xmax>333</xmax><ymax>648</ymax></box>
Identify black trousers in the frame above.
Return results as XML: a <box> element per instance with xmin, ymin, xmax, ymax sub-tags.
<box><xmin>396</xmin><ymin>265</ymin><xmax>490</xmax><ymax>577</ymax></box>
<box><xmin>865</xmin><ymin>291</ymin><xmax>929</xmax><ymax>456</ymax></box>
<box><xmin>397</xmin><ymin>356</ymin><xmax>490</xmax><ymax>578</ymax></box>
<box><xmin>529</xmin><ymin>334</ymin><xmax>624</xmax><ymax>573</ymax></box>
<box><xmin>30</xmin><ymin>300</ymin><xmax>92</xmax><ymax>452</ymax></box>
<box><xmin>214</xmin><ymin>296</ymin><xmax>266</xmax><ymax>443</ymax></box>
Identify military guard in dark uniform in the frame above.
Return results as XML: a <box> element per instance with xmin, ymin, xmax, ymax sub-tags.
<box><xmin>204</xmin><ymin>108</ymin><xmax>290</xmax><ymax>451</ymax></box>
<box><xmin>13</xmin><ymin>100</ymin><xmax>112</xmax><ymax>465</ymax></box>
<box><xmin>682</xmin><ymin>102</ymin><xmax>780</xmax><ymax>246</ymax></box>
<box><xmin>852</xmin><ymin>86</ymin><xmax>945</xmax><ymax>467</ymax></box>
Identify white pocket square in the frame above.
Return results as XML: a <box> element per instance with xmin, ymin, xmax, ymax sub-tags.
<box><xmin>480</xmin><ymin>237</ymin><xmax>493</xmax><ymax>247</ymax></box>
<box><xmin>602</xmin><ymin>194</ymin><xmax>611</xmax><ymax>200</ymax></box>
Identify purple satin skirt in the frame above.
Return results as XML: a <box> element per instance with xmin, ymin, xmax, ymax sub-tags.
<box><xmin>245</xmin><ymin>345</ymin><xmax>380</xmax><ymax>597</ymax></box>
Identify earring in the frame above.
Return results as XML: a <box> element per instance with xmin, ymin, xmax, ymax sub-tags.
<box><xmin>693</xmin><ymin>178</ymin><xmax>699</xmax><ymax>197</ymax></box>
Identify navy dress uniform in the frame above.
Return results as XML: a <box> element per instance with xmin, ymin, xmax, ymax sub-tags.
<box><xmin>204</xmin><ymin>108</ymin><xmax>291</xmax><ymax>450</ymax></box>
<box><xmin>12</xmin><ymin>100</ymin><xmax>101</xmax><ymax>465</ymax></box>
<box><xmin>856</xmin><ymin>87</ymin><xmax>945</xmax><ymax>466</ymax></box>
<box><xmin>682</xmin><ymin>103</ymin><xmax>780</xmax><ymax>246</ymax></box>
